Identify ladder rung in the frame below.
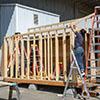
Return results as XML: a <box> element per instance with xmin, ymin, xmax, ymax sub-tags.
<box><xmin>36</xmin><ymin>55</ymin><xmax>40</xmax><ymax>57</ymax></box>
<box><xmin>90</xmin><ymin>50</ymin><xmax>100</xmax><ymax>53</ymax></box>
<box><xmin>72</xmin><ymin>67</ymin><xmax>77</xmax><ymax>69</ymax></box>
<box><xmin>88</xmin><ymin>59</ymin><xmax>100</xmax><ymax>61</ymax></box>
<box><xmin>94</xmin><ymin>21</ymin><xmax>100</xmax><ymax>23</ymax></box>
<box><xmin>88</xmin><ymin>67</ymin><xmax>100</xmax><ymax>70</ymax></box>
<box><xmin>35</xmin><ymin>50</ymin><xmax>39</xmax><ymax>51</ymax></box>
<box><xmin>92</xmin><ymin>43</ymin><xmax>100</xmax><ymax>46</ymax></box>
<box><xmin>95</xmin><ymin>50</ymin><xmax>100</xmax><ymax>53</ymax></box>
<box><xmin>86</xmin><ymin>75</ymin><xmax>100</xmax><ymax>78</ymax></box>
<box><xmin>36</xmin><ymin>61</ymin><xmax>40</xmax><ymax>63</ymax></box>
<box><xmin>95</xmin><ymin>84</ymin><xmax>100</xmax><ymax>87</ymax></box>
<box><xmin>95</xmin><ymin>15</ymin><xmax>100</xmax><ymax>18</ymax></box>
<box><xmin>94</xmin><ymin>36</ymin><xmax>100</xmax><ymax>38</ymax></box>
<box><xmin>94</xmin><ymin>19</ymin><xmax>100</xmax><ymax>23</ymax></box>
<box><xmin>94</xmin><ymin>28</ymin><xmax>100</xmax><ymax>31</ymax></box>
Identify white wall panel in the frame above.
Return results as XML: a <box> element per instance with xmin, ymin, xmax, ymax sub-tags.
<box><xmin>17</xmin><ymin>4</ymin><xmax>60</xmax><ymax>33</ymax></box>
<box><xmin>0</xmin><ymin>3</ymin><xmax>60</xmax><ymax>35</ymax></box>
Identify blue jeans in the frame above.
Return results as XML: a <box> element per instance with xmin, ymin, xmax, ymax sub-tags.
<box><xmin>74</xmin><ymin>47</ymin><xmax>84</xmax><ymax>71</ymax></box>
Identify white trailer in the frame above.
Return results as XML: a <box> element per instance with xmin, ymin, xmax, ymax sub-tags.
<box><xmin>0</xmin><ymin>3</ymin><xmax>60</xmax><ymax>37</ymax></box>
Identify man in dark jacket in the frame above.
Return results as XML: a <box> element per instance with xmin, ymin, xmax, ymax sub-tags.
<box><xmin>74</xmin><ymin>29</ymin><xmax>86</xmax><ymax>77</ymax></box>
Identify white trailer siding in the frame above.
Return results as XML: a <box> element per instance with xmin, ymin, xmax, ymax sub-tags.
<box><xmin>0</xmin><ymin>3</ymin><xmax>60</xmax><ymax>37</ymax></box>
<box><xmin>16</xmin><ymin>5</ymin><xmax>34</xmax><ymax>33</ymax></box>
<box><xmin>17</xmin><ymin>4</ymin><xmax>59</xmax><ymax>33</ymax></box>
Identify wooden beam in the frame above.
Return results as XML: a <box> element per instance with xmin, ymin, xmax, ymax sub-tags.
<box><xmin>9</xmin><ymin>38</ymin><xmax>14</xmax><ymax>78</ymax></box>
<box><xmin>33</xmin><ymin>35</ymin><xmax>36</xmax><ymax>79</ymax></box>
<box><xmin>50</xmin><ymin>34</ymin><xmax>53</xmax><ymax>79</ymax></box>
<box><xmin>15</xmin><ymin>37</ymin><xmax>19</xmax><ymax>78</ymax></box>
<box><xmin>39</xmin><ymin>34</ymin><xmax>43</xmax><ymax>80</ymax></box>
<box><xmin>63</xmin><ymin>32</ymin><xmax>67</xmax><ymax>81</ymax></box>
<box><xmin>17</xmin><ymin>27</ymin><xmax>70</xmax><ymax>36</ymax></box>
<box><xmin>27</xmin><ymin>36</ymin><xmax>30</xmax><ymax>79</ymax></box>
<box><xmin>70</xmin><ymin>30</ymin><xmax>77</xmax><ymax>81</ymax></box>
<box><xmin>4</xmin><ymin>38</ymin><xmax>8</xmax><ymax>78</ymax></box>
<box><xmin>47</xmin><ymin>33</ymin><xmax>50</xmax><ymax>80</ymax></box>
<box><xmin>44</xmin><ymin>35</ymin><xmax>47</xmax><ymax>77</ymax></box>
<box><xmin>55</xmin><ymin>31</ymin><xmax>59</xmax><ymax>81</ymax></box>
<box><xmin>21</xmin><ymin>37</ymin><xmax>24</xmax><ymax>79</ymax></box>
<box><xmin>4</xmin><ymin>78</ymin><xmax>79</xmax><ymax>87</ymax></box>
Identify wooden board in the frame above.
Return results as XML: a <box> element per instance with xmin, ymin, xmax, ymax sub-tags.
<box><xmin>4</xmin><ymin>78</ymin><xmax>80</xmax><ymax>87</ymax></box>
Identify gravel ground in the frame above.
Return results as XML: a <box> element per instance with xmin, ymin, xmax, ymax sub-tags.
<box><xmin>0</xmin><ymin>85</ymin><xmax>100</xmax><ymax>100</ymax></box>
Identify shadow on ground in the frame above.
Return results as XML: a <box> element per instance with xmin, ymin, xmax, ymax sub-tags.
<box><xmin>19</xmin><ymin>84</ymin><xmax>64</xmax><ymax>94</ymax></box>
<box><xmin>18</xmin><ymin>84</ymin><xmax>64</xmax><ymax>94</ymax></box>
<box><xmin>38</xmin><ymin>85</ymin><xmax>64</xmax><ymax>94</ymax></box>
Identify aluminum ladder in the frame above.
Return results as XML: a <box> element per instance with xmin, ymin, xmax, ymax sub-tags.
<box><xmin>63</xmin><ymin>49</ymin><xmax>90</xmax><ymax>100</ymax></box>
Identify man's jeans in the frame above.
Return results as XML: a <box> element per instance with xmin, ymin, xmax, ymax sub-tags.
<box><xmin>74</xmin><ymin>47</ymin><xmax>84</xmax><ymax>72</ymax></box>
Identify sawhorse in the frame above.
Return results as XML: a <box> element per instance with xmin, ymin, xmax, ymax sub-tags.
<box><xmin>0</xmin><ymin>81</ymin><xmax>20</xmax><ymax>100</ymax></box>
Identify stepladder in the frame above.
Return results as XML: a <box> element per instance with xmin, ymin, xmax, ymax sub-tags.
<box><xmin>31</xmin><ymin>44</ymin><xmax>44</xmax><ymax>76</ymax></box>
<box><xmin>63</xmin><ymin>49</ymin><xmax>90</xmax><ymax>100</ymax></box>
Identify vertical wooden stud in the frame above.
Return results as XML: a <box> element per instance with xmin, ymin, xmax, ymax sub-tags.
<box><xmin>48</xmin><ymin>33</ymin><xmax>50</xmax><ymax>80</ymax></box>
<box><xmin>50</xmin><ymin>34</ymin><xmax>53</xmax><ymax>79</ymax></box>
<box><xmin>55</xmin><ymin>31</ymin><xmax>59</xmax><ymax>81</ymax></box>
<box><xmin>44</xmin><ymin>35</ymin><xmax>47</xmax><ymax>77</ymax></box>
<box><xmin>10</xmin><ymin>38</ymin><xmax>14</xmax><ymax>78</ymax></box>
<box><xmin>27</xmin><ymin>36</ymin><xmax>30</xmax><ymax>79</ymax></box>
<box><xmin>70</xmin><ymin>30</ymin><xmax>77</xmax><ymax>81</ymax></box>
<box><xmin>4</xmin><ymin>38</ymin><xmax>8</xmax><ymax>78</ymax></box>
<box><xmin>63</xmin><ymin>32</ymin><xmax>67</xmax><ymax>81</ymax></box>
<box><xmin>39</xmin><ymin>33</ymin><xmax>43</xmax><ymax>79</ymax></box>
<box><xmin>21</xmin><ymin>37</ymin><xmax>24</xmax><ymax>79</ymax></box>
<box><xmin>15</xmin><ymin>37</ymin><xmax>19</xmax><ymax>78</ymax></box>
<box><xmin>33</xmin><ymin>35</ymin><xmax>36</xmax><ymax>79</ymax></box>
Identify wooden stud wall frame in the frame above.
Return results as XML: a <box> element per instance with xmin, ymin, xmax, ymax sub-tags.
<box><xmin>4</xmin><ymin>27</ymin><xmax>71</xmax><ymax>85</ymax></box>
<box><xmin>3</xmin><ymin>13</ymin><xmax>98</xmax><ymax>86</ymax></box>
